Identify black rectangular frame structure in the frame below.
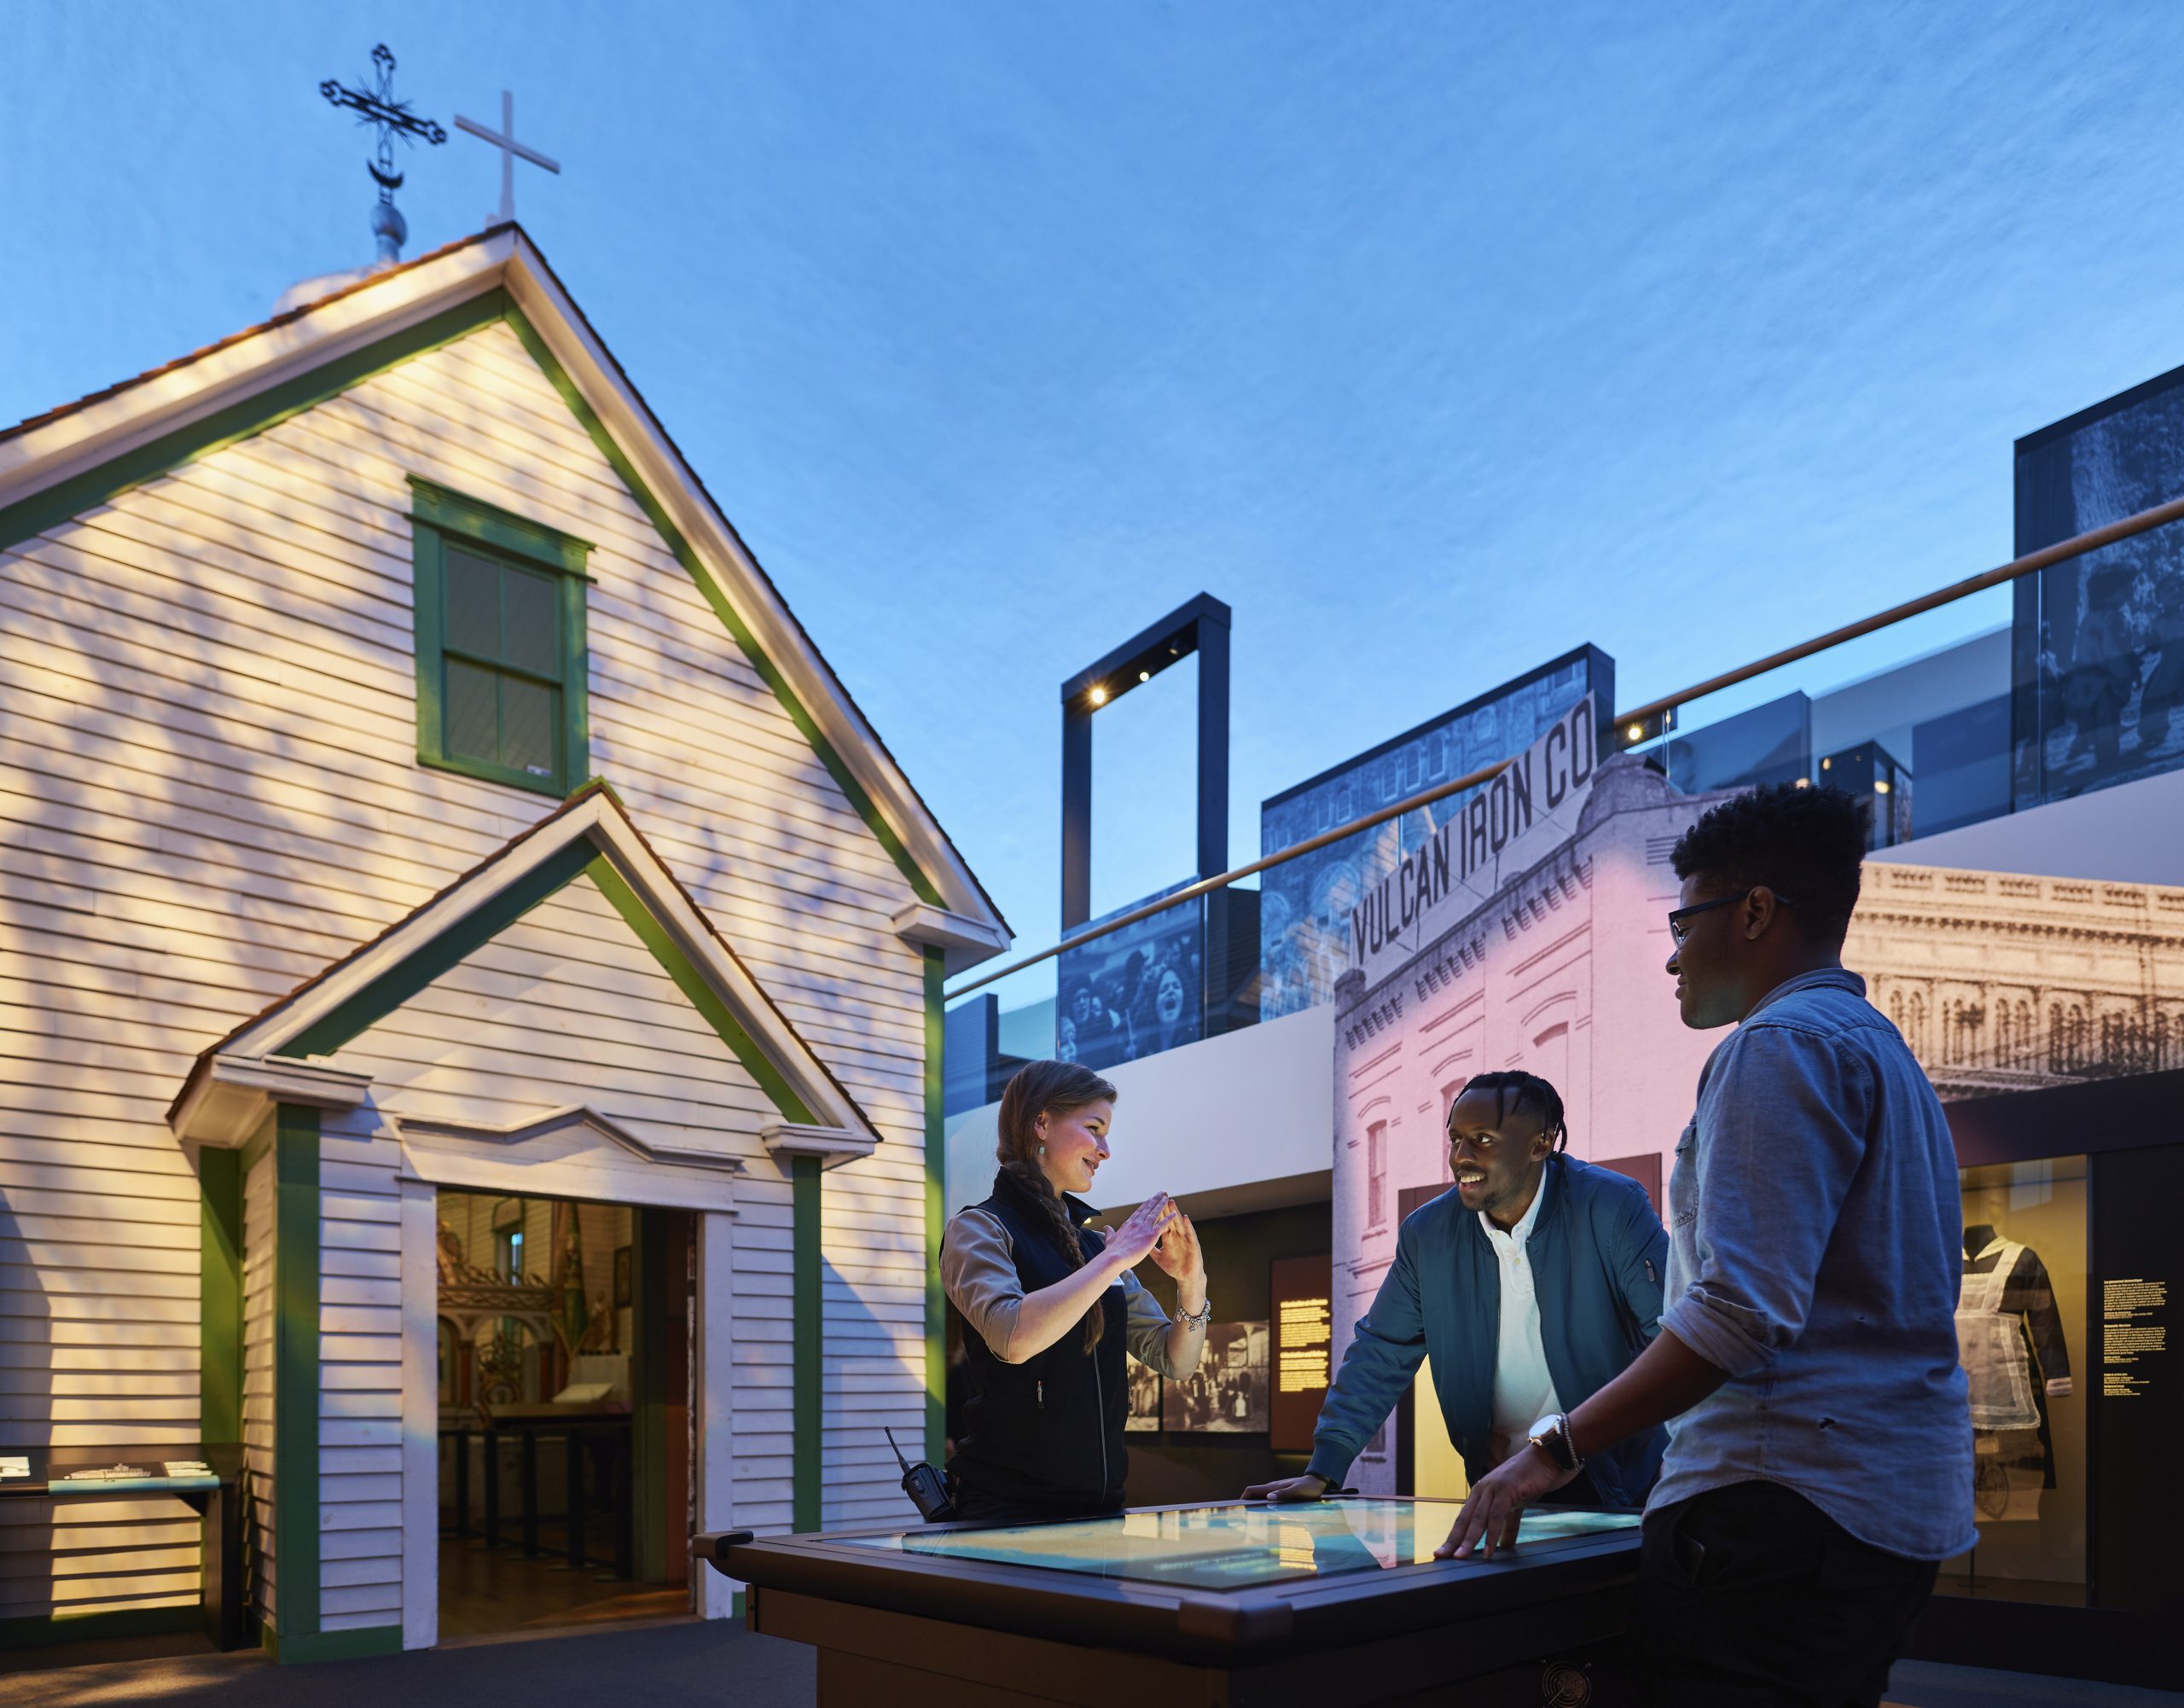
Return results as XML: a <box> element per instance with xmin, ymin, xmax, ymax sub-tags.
<box><xmin>1060</xmin><ymin>594</ymin><xmax>1231</xmax><ymax>933</ymax></box>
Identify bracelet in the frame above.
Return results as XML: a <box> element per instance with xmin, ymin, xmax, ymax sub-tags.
<box><xmin>1527</xmin><ymin>1411</ymin><xmax>1584</xmax><ymax>1474</ymax></box>
<box><xmin>1175</xmin><ymin>1298</ymin><xmax>1213</xmax><ymax>1331</ymax></box>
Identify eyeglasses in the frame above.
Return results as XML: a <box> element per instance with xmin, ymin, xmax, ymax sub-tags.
<box><xmin>1666</xmin><ymin>888</ymin><xmax>1795</xmax><ymax>944</ymax></box>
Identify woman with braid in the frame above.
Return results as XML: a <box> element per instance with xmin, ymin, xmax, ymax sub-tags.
<box><xmin>1246</xmin><ymin>1071</ymin><xmax>1669</xmax><ymax>1516</ymax></box>
<box><xmin>941</xmin><ymin>1060</ymin><xmax>1208</xmax><ymax>1523</ymax></box>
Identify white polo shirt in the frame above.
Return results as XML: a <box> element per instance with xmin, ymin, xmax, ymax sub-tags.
<box><xmin>1483</xmin><ymin>1166</ymin><xmax>1565</xmax><ymax>1446</ymax></box>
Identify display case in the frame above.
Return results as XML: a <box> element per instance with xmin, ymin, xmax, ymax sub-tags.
<box><xmin>1943</xmin><ymin>1157</ymin><xmax>2087</xmax><ymax>1602</ymax></box>
<box><xmin>1917</xmin><ymin>1070</ymin><xmax>2184</xmax><ymax>1689</ymax></box>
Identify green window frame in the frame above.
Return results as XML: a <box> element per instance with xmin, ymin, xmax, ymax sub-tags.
<box><xmin>409</xmin><ymin>476</ymin><xmax>594</xmax><ymax>798</ymax></box>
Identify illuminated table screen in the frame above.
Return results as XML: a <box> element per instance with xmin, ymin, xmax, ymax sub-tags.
<box><xmin>837</xmin><ymin>1499</ymin><xmax>1641</xmax><ymax>1592</ymax></box>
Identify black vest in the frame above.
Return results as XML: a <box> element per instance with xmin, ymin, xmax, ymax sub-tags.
<box><xmin>948</xmin><ymin>1170</ymin><xmax>1129</xmax><ymax>1511</ymax></box>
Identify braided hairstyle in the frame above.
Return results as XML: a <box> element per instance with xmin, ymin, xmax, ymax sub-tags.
<box><xmin>1453</xmin><ymin>1069</ymin><xmax>1570</xmax><ymax>1153</ymax></box>
<box><xmin>996</xmin><ymin>1060</ymin><xmax>1119</xmax><ymax>1353</ymax></box>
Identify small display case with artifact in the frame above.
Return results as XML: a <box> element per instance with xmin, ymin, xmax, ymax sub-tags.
<box><xmin>1917</xmin><ymin>1068</ymin><xmax>2184</xmax><ymax>1691</ymax></box>
<box><xmin>1946</xmin><ymin>1157</ymin><xmax>2087</xmax><ymax>1601</ymax></box>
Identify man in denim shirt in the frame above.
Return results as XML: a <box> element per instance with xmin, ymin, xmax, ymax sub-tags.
<box><xmin>1439</xmin><ymin>783</ymin><xmax>1974</xmax><ymax>1708</ymax></box>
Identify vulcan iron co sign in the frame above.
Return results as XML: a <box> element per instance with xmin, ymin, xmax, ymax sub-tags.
<box><xmin>1348</xmin><ymin>694</ymin><xmax>1600</xmax><ymax>985</ymax></box>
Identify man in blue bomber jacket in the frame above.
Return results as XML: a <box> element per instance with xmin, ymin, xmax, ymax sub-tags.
<box><xmin>1246</xmin><ymin>1070</ymin><xmax>1668</xmax><ymax>1514</ymax></box>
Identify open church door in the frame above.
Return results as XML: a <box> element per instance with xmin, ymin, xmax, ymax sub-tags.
<box><xmin>434</xmin><ymin>1189</ymin><xmax>694</xmax><ymax>1640</ymax></box>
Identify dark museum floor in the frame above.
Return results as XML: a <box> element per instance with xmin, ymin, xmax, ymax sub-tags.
<box><xmin>437</xmin><ymin>1531</ymin><xmax>688</xmax><ymax>1641</ymax></box>
<box><xmin>3</xmin><ymin>1623</ymin><xmax>2178</xmax><ymax>1708</ymax></box>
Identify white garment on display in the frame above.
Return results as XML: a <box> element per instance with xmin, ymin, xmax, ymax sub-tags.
<box><xmin>1957</xmin><ymin>1237</ymin><xmax>2041</xmax><ymax>1433</ymax></box>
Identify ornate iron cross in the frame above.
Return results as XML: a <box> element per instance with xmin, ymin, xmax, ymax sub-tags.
<box><xmin>321</xmin><ymin>44</ymin><xmax>446</xmax><ymax>204</ymax></box>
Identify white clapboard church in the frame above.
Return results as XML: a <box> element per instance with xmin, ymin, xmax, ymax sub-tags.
<box><xmin>0</xmin><ymin>224</ymin><xmax>1008</xmax><ymax>1659</ymax></box>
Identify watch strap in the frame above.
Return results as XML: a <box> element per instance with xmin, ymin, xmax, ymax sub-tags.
<box><xmin>1531</xmin><ymin>1412</ymin><xmax>1582</xmax><ymax>1473</ymax></box>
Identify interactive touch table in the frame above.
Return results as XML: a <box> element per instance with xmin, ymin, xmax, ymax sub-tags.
<box><xmin>699</xmin><ymin>1498</ymin><xmax>1642</xmax><ymax>1708</ymax></box>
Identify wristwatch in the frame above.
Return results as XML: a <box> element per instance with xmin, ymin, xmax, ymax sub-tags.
<box><xmin>1176</xmin><ymin>1298</ymin><xmax>1213</xmax><ymax>1331</ymax></box>
<box><xmin>1527</xmin><ymin>1411</ymin><xmax>1583</xmax><ymax>1474</ymax></box>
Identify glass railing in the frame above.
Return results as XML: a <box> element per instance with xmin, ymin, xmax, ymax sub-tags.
<box><xmin>1618</xmin><ymin>586</ymin><xmax>2015</xmax><ymax>845</ymax></box>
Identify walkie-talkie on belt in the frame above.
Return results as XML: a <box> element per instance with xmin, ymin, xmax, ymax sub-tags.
<box><xmin>885</xmin><ymin>1426</ymin><xmax>956</xmax><ymax>1522</ymax></box>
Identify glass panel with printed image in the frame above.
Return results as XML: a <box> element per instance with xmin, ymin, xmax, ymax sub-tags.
<box><xmin>1939</xmin><ymin>1156</ymin><xmax>2088</xmax><ymax>1605</ymax></box>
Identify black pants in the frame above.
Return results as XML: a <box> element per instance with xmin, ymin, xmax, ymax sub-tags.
<box><xmin>1635</xmin><ymin>1479</ymin><xmax>1937</xmax><ymax>1708</ymax></box>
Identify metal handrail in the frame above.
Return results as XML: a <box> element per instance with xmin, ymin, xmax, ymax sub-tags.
<box><xmin>945</xmin><ymin>490</ymin><xmax>2184</xmax><ymax>1000</ymax></box>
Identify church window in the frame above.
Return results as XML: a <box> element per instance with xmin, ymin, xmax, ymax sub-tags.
<box><xmin>409</xmin><ymin>477</ymin><xmax>593</xmax><ymax>798</ymax></box>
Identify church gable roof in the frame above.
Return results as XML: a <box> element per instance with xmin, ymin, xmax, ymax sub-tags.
<box><xmin>0</xmin><ymin>225</ymin><xmax>1008</xmax><ymax>967</ymax></box>
<box><xmin>169</xmin><ymin>781</ymin><xmax>878</xmax><ymax>1164</ymax></box>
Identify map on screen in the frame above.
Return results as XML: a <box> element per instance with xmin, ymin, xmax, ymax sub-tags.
<box><xmin>838</xmin><ymin>1500</ymin><xmax>1641</xmax><ymax>1591</ymax></box>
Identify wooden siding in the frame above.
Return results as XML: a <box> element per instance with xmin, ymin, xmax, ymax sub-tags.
<box><xmin>243</xmin><ymin>1145</ymin><xmax>275</xmax><ymax>1624</ymax></box>
<box><xmin>317</xmin><ymin>1107</ymin><xmax>403</xmax><ymax>1632</ymax></box>
<box><xmin>0</xmin><ymin>316</ymin><xmax>934</xmax><ymax>1624</ymax></box>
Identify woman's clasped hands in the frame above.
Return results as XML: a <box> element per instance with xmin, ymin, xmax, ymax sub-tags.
<box><xmin>1101</xmin><ymin>1192</ymin><xmax>1178</xmax><ymax>1269</ymax></box>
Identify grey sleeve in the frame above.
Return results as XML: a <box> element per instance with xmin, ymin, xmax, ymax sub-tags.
<box><xmin>940</xmin><ymin>1209</ymin><xmax>1022</xmax><ymax>1362</ymax></box>
<box><xmin>1122</xmin><ymin>1271</ymin><xmax>1178</xmax><ymax>1377</ymax></box>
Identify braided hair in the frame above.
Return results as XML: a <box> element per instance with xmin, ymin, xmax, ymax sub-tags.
<box><xmin>996</xmin><ymin>1060</ymin><xmax>1119</xmax><ymax>1353</ymax></box>
<box><xmin>1453</xmin><ymin>1069</ymin><xmax>1570</xmax><ymax>1153</ymax></box>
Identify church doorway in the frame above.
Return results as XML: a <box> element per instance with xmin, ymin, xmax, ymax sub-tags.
<box><xmin>433</xmin><ymin>1189</ymin><xmax>694</xmax><ymax>1640</ymax></box>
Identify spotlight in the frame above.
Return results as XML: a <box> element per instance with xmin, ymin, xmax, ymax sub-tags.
<box><xmin>1088</xmin><ymin>685</ymin><xmax>1107</xmax><ymax>707</ymax></box>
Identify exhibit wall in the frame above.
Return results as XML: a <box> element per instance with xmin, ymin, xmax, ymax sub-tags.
<box><xmin>1328</xmin><ymin>735</ymin><xmax>2184</xmax><ymax>1495</ymax></box>
<box><xmin>1328</xmin><ymin>736</ymin><xmax>1725</xmax><ymax>1491</ymax></box>
<box><xmin>1124</xmin><ymin>1201</ymin><xmax>1330</xmax><ymax>1506</ymax></box>
<box><xmin>1258</xmin><ymin>648</ymin><xmax>1610</xmax><ymax>1021</ymax></box>
<box><xmin>2013</xmin><ymin>363</ymin><xmax>2184</xmax><ymax>812</ymax></box>
<box><xmin>1844</xmin><ymin>865</ymin><xmax>2184</xmax><ymax>1096</ymax></box>
<box><xmin>1055</xmin><ymin>876</ymin><xmax>1207</xmax><ymax>1071</ymax></box>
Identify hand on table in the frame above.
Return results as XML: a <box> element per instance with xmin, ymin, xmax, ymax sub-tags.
<box><xmin>1433</xmin><ymin>1444</ymin><xmax>1577</xmax><ymax>1560</ymax></box>
<box><xmin>1240</xmin><ymin>1473</ymin><xmax>1329</xmax><ymax>1502</ymax></box>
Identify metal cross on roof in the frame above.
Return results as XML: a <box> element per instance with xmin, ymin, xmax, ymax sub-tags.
<box><xmin>321</xmin><ymin>44</ymin><xmax>446</xmax><ymax>206</ymax></box>
<box><xmin>455</xmin><ymin>91</ymin><xmax>561</xmax><ymax>229</ymax></box>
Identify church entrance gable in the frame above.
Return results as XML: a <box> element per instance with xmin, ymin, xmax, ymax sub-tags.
<box><xmin>171</xmin><ymin>786</ymin><xmax>871</xmax><ymax>1654</ymax></box>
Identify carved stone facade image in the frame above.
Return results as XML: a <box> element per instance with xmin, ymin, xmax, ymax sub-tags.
<box><xmin>1844</xmin><ymin>864</ymin><xmax>2184</xmax><ymax>1098</ymax></box>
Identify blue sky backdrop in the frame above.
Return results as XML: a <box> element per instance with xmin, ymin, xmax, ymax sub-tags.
<box><xmin>10</xmin><ymin>3</ymin><xmax>2184</xmax><ymax>1004</ymax></box>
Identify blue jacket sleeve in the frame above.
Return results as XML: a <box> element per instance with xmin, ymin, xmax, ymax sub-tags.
<box><xmin>1606</xmin><ymin>1179</ymin><xmax>1668</xmax><ymax>1348</ymax></box>
<box><xmin>1305</xmin><ymin>1222</ymin><xmax>1429</xmax><ymax>1487</ymax></box>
